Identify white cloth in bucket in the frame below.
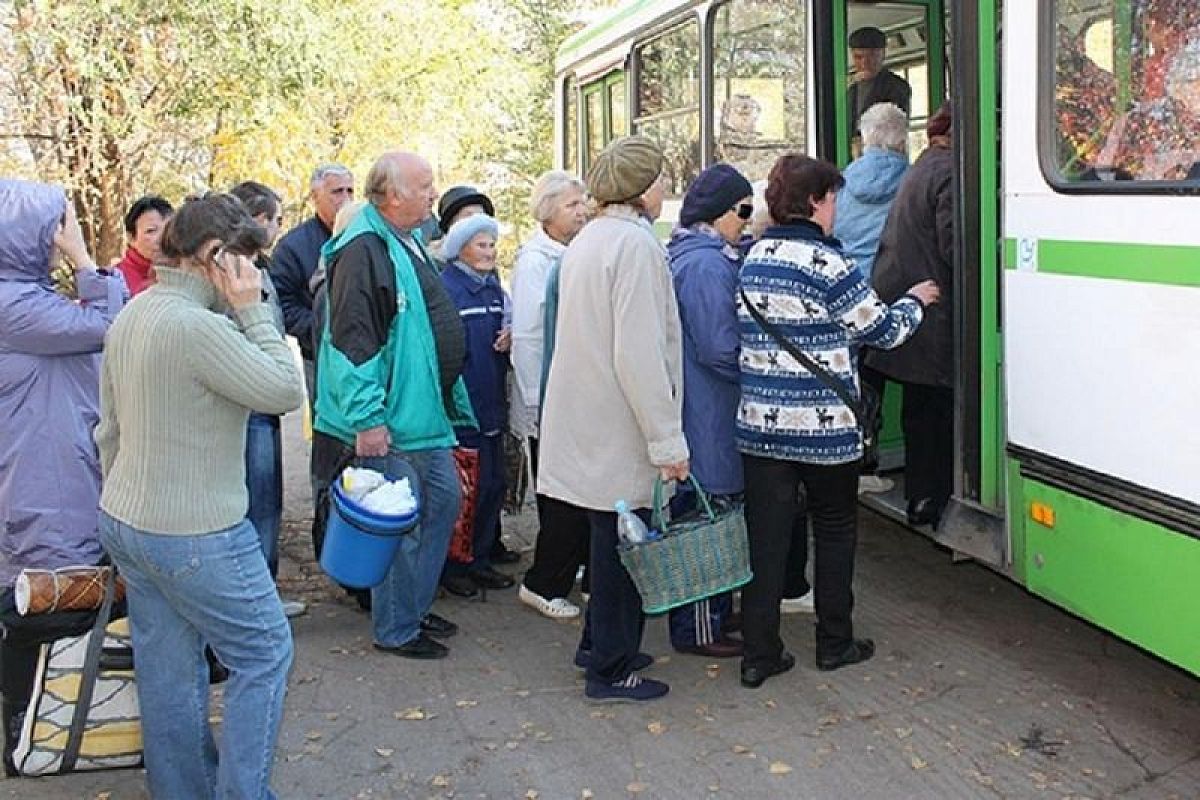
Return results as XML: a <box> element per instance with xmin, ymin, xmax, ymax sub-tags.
<box><xmin>342</xmin><ymin>468</ymin><xmax>418</xmax><ymax>516</ymax></box>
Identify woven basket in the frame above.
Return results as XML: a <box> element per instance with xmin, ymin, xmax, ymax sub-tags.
<box><xmin>618</xmin><ymin>476</ymin><xmax>752</xmax><ymax>614</ymax></box>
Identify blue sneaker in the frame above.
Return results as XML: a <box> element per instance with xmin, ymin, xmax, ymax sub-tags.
<box><xmin>585</xmin><ymin>674</ymin><xmax>669</xmax><ymax>703</ymax></box>
<box><xmin>574</xmin><ymin>649</ymin><xmax>654</xmax><ymax>671</ymax></box>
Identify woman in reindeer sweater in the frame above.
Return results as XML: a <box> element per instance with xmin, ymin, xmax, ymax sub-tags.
<box><xmin>736</xmin><ymin>155</ymin><xmax>939</xmax><ymax>688</ymax></box>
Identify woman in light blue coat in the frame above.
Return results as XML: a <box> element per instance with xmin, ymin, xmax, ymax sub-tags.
<box><xmin>834</xmin><ymin>102</ymin><xmax>910</xmax><ymax>281</ymax></box>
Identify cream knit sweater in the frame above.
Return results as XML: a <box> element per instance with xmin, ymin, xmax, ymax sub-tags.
<box><xmin>96</xmin><ymin>267</ymin><xmax>304</xmax><ymax>534</ymax></box>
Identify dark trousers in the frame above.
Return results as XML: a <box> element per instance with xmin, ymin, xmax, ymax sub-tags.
<box><xmin>900</xmin><ymin>382</ymin><xmax>955</xmax><ymax>509</ymax></box>
<box><xmin>522</xmin><ymin>437</ymin><xmax>591</xmax><ymax>599</ymax></box>
<box><xmin>579</xmin><ymin>509</ymin><xmax>647</xmax><ymax>684</ymax></box>
<box><xmin>859</xmin><ymin>364</ymin><xmax>888</xmax><ymax>473</ymax></box>
<box><xmin>783</xmin><ymin>511</ymin><xmax>811</xmax><ymax>600</ymax></box>
<box><xmin>741</xmin><ymin>454</ymin><xmax>861</xmax><ymax>668</ymax></box>
<box><xmin>445</xmin><ymin>434</ymin><xmax>506</xmax><ymax>575</ymax></box>
<box><xmin>666</xmin><ymin>487</ymin><xmax>732</xmax><ymax>646</ymax></box>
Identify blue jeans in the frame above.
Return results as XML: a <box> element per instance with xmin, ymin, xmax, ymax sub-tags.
<box><xmin>359</xmin><ymin>448</ymin><xmax>460</xmax><ymax>647</ymax></box>
<box><xmin>99</xmin><ymin>513</ymin><xmax>292</xmax><ymax>800</ymax></box>
<box><xmin>246</xmin><ymin>413</ymin><xmax>283</xmax><ymax>577</ymax></box>
<box><xmin>445</xmin><ymin>435</ymin><xmax>505</xmax><ymax>575</ymax></box>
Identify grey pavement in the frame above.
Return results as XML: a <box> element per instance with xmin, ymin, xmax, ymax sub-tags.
<box><xmin>10</xmin><ymin>410</ymin><xmax>1199</xmax><ymax>799</ymax></box>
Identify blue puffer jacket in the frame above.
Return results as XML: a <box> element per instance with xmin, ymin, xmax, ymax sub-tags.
<box><xmin>667</xmin><ymin>226</ymin><xmax>743</xmax><ymax>496</ymax></box>
<box><xmin>441</xmin><ymin>262</ymin><xmax>508</xmax><ymax>447</ymax></box>
<box><xmin>833</xmin><ymin>147</ymin><xmax>909</xmax><ymax>280</ymax></box>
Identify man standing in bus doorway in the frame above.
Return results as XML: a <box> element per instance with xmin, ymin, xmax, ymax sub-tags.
<box><xmin>848</xmin><ymin>26</ymin><xmax>912</xmax><ymax>135</ymax></box>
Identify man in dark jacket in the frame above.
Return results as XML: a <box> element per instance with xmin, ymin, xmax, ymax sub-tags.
<box><xmin>866</xmin><ymin>103</ymin><xmax>955</xmax><ymax>527</ymax></box>
<box><xmin>848</xmin><ymin>26</ymin><xmax>912</xmax><ymax>135</ymax></box>
<box><xmin>270</xmin><ymin>163</ymin><xmax>354</xmax><ymax>398</ymax></box>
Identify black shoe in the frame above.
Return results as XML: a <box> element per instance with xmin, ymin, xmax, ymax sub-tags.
<box><xmin>374</xmin><ymin>633</ymin><xmax>448</xmax><ymax>660</ymax></box>
<box><xmin>721</xmin><ymin>612</ymin><xmax>743</xmax><ymax>635</ymax></box>
<box><xmin>441</xmin><ymin>574</ymin><xmax>479</xmax><ymax>598</ymax></box>
<box><xmin>421</xmin><ymin>612</ymin><xmax>458</xmax><ymax>639</ymax></box>
<box><xmin>740</xmin><ymin>651</ymin><xmax>796</xmax><ymax>688</ymax></box>
<box><xmin>490</xmin><ymin>543</ymin><xmax>522</xmax><ymax>565</ymax></box>
<box><xmin>674</xmin><ymin>637</ymin><xmax>744</xmax><ymax>658</ymax></box>
<box><xmin>470</xmin><ymin>567</ymin><xmax>515</xmax><ymax>590</ymax></box>
<box><xmin>816</xmin><ymin>638</ymin><xmax>876</xmax><ymax>671</ymax></box>
<box><xmin>906</xmin><ymin>497</ymin><xmax>943</xmax><ymax>527</ymax></box>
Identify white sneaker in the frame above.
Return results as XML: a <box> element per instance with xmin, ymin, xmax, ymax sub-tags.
<box><xmin>281</xmin><ymin>600</ymin><xmax>308</xmax><ymax>618</ymax></box>
<box><xmin>780</xmin><ymin>590</ymin><xmax>814</xmax><ymax>614</ymax></box>
<box><xmin>858</xmin><ymin>475</ymin><xmax>895</xmax><ymax>494</ymax></box>
<box><xmin>518</xmin><ymin>584</ymin><xmax>581</xmax><ymax>619</ymax></box>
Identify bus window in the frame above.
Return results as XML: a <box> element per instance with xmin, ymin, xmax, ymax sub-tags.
<box><xmin>609</xmin><ymin>78</ymin><xmax>627</xmax><ymax>137</ymax></box>
<box><xmin>566</xmin><ymin>77</ymin><xmax>579</xmax><ymax>175</ymax></box>
<box><xmin>710</xmin><ymin>0</ymin><xmax>808</xmax><ymax>183</ymax></box>
<box><xmin>585</xmin><ymin>87</ymin><xmax>604</xmax><ymax>172</ymax></box>
<box><xmin>1051</xmin><ymin>0</ymin><xmax>1200</xmax><ymax>183</ymax></box>
<box><xmin>633</xmin><ymin>22</ymin><xmax>701</xmax><ymax>196</ymax></box>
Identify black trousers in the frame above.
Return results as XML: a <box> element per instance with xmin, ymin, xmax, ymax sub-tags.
<box><xmin>742</xmin><ymin>454</ymin><xmax>861</xmax><ymax>668</ymax></box>
<box><xmin>900</xmin><ymin>382</ymin><xmax>955</xmax><ymax>509</ymax></box>
<box><xmin>783</xmin><ymin>511</ymin><xmax>811</xmax><ymax>600</ymax></box>
<box><xmin>579</xmin><ymin>509</ymin><xmax>647</xmax><ymax>684</ymax></box>
<box><xmin>522</xmin><ymin>437</ymin><xmax>591</xmax><ymax>599</ymax></box>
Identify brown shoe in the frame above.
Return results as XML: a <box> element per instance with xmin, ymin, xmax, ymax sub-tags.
<box><xmin>673</xmin><ymin>637</ymin><xmax>744</xmax><ymax>658</ymax></box>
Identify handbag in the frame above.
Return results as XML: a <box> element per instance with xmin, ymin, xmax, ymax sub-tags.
<box><xmin>11</xmin><ymin>570</ymin><xmax>142</xmax><ymax>776</ymax></box>
<box><xmin>617</xmin><ymin>476</ymin><xmax>752</xmax><ymax>614</ymax></box>
<box><xmin>448</xmin><ymin>447</ymin><xmax>480</xmax><ymax>565</ymax></box>
<box><xmin>740</xmin><ymin>289</ymin><xmax>881</xmax><ymax>449</ymax></box>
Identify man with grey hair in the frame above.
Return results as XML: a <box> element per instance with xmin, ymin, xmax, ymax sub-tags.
<box><xmin>270</xmin><ymin>164</ymin><xmax>355</xmax><ymax>391</ymax></box>
<box><xmin>312</xmin><ymin>151</ymin><xmax>471</xmax><ymax>659</ymax></box>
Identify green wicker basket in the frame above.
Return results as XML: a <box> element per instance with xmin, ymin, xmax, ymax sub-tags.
<box><xmin>618</xmin><ymin>476</ymin><xmax>752</xmax><ymax>614</ymax></box>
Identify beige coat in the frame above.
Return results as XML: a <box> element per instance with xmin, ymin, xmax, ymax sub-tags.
<box><xmin>537</xmin><ymin>205</ymin><xmax>688</xmax><ymax>511</ymax></box>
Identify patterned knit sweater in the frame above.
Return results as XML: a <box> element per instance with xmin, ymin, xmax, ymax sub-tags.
<box><xmin>737</xmin><ymin>220</ymin><xmax>924</xmax><ymax>465</ymax></box>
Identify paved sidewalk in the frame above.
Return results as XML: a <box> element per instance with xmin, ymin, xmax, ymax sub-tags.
<box><xmin>10</xmin><ymin>412</ymin><xmax>1198</xmax><ymax>799</ymax></box>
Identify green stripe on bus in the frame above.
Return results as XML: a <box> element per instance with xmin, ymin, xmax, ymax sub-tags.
<box><xmin>1003</xmin><ymin>238</ymin><xmax>1200</xmax><ymax>287</ymax></box>
<box><xmin>559</xmin><ymin>0</ymin><xmax>664</xmax><ymax>60</ymax></box>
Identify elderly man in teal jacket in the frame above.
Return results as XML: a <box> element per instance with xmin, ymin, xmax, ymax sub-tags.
<box><xmin>313</xmin><ymin>151</ymin><xmax>475</xmax><ymax>661</ymax></box>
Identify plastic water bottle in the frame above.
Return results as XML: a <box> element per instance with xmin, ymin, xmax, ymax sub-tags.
<box><xmin>615</xmin><ymin>500</ymin><xmax>650</xmax><ymax>545</ymax></box>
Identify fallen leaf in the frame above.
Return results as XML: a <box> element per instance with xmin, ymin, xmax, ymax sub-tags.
<box><xmin>894</xmin><ymin>727</ymin><xmax>913</xmax><ymax>739</ymax></box>
<box><xmin>514</xmin><ymin>689</ymin><xmax>531</xmax><ymax>698</ymax></box>
<box><xmin>910</xmin><ymin>755</ymin><xmax>928</xmax><ymax>770</ymax></box>
<box><xmin>705</xmin><ymin>664</ymin><xmax>721</xmax><ymax>678</ymax></box>
<box><xmin>305</xmin><ymin>730</ymin><xmax>322</xmax><ymax>741</ymax></box>
<box><xmin>589</xmin><ymin>711</ymin><xmax>615</xmax><ymax>720</ymax></box>
<box><xmin>627</xmin><ymin>782</ymin><xmax>646</xmax><ymax>793</ymax></box>
<box><xmin>455</xmin><ymin>700</ymin><xmax>478</xmax><ymax>709</ymax></box>
<box><xmin>581</xmin><ymin>790</ymin><xmax>595</xmax><ymax>799</ymax></box>
<box><xmin>95</xmin><ymin>794</ymin><xmax>111</xmax><ymax>800</ymax></box>
<box><xmin>732</xmin><ymin>745</ymin><xmax>752</xmax><ymax>755</ymax></box>
<box><xmin>431</xmin><ymin>774</ymin><xmax>450</xmax><ymax>788</ymax></box>
<box><xmin>325</xmin><ymin>712</ymin><xmax>340</xmax><ymax>721</ymax></box>
<box><xmin>764</xmin><ymin>699</ymin><xmax>777</xmax><ymax>709</ymax></box>
<box><xmin>647</xmin><ymin>721</ymin><xmax>667</xmax><ymax>735</ymax></box>
<box><xmin>375</xmin><ymin>747</ymin><xmax>394</xmax><ymax>757</ymax></box>
<box><xmin>395</xmin><ymin>708</ymin><xmax>426</xmax><ymax>721</ymax></box>
<box><xmin>769</xmin><ymin>761</ymin><xmax>793</xmax><ymax>775</ymax></box>
<box><xmin>525</xmin><ymin>791</ymin><xmax>539</xmax><ymax>799</ymax></box>
<box><xmin>505</xmin><ymin>741</ymin><xmax>519</xmax><ymax>750</ymax></box>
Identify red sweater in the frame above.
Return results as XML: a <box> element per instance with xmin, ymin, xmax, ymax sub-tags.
<box><xmin>115</xmin><ymin>247</ymin><xmax>155</xmax><ymax>296</ymax></box>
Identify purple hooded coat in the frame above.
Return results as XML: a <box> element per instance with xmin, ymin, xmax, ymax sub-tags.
<box><xmin>0</xmin><ymin>179</ymin><xmax>128</xmax><ymax>587</ymax></box>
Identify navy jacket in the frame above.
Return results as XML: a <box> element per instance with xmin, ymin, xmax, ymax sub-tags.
<box><xmin>667</xmin><ymin>227</ymin><xmax>744</xmax><ymax>496</ymax></box>
<box><xmin>270</xmin><ymin>216</ymin><xmax>331</xmax><ymax>360</ymax></box>
<box><xmin>441</xmin><ymin>262</ymin><xmax>508</xmax><ymax>447</ymax></box>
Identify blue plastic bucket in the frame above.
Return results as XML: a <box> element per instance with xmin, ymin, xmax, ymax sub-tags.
<box><xmin>319</xmin><ymin>471</ymin><xmax>420</xmax><ymax>589</ymax></box>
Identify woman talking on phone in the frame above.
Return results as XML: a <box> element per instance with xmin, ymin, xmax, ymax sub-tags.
<box><xmin>95</xmin><ymin>194</ymin><xmax>305</xmax><ymax>799</ymax></box>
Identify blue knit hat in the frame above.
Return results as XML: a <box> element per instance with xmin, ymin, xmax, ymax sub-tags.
<box><xmin>441</xmin><ymin>214</ymin><xmax>499</xmax><ymax>261</ymax></box>
<box><xmin>679</xmin><ymin>164</ymin><xmax>753</xmax><ymax>228</ymax></box>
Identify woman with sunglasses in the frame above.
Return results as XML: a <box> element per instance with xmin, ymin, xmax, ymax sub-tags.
<box><xmin>664</xmin><ymin>164</ymin><xmax>754</xmax><ymax>659</ymax></box>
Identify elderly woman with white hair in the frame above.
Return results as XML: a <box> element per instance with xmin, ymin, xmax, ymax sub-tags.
<box><xmin>834</xmin><ymin>102</ymin><xmax>911</xmax><ymax>496</ymax></box>
<box><xmin>833</xmin><ymin>102</ymin><xmax>909</xmax><ymax>281</ymax></box>
<box><xmin>511</xmin><ymin>170</ymin><xmax>594</xmax><ymax>621</ymax></box>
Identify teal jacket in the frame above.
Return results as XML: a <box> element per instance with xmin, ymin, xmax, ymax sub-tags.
<box><xmin>314</xmin><ymin>204</ymin><xmax>475</xmax><ymax>451</ymax></box>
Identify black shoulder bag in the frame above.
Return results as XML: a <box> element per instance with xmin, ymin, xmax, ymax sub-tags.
<box><xmin>740</xmin><ymin>289</ymin><xmax>882</xmax><ymax>449</ymax></box>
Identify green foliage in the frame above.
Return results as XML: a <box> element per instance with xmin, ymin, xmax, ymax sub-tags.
<box><xmin>0</xmin><ymin>0</ymin><xmax>597</xmax><ymax>265</ymax></box>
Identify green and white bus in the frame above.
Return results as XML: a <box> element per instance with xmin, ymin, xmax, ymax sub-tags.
<box><xmin>554</xmin><ymin>0</ymin><xmax>1200</xmax><ymax>676</ymax></box>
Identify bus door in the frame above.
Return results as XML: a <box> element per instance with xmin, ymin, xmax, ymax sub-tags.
<box><xmin>820</xmin><ymin>1</ymin><xmax>1009</xmax><ymax>568</ymax></box>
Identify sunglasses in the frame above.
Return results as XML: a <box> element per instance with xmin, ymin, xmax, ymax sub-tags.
<box><xmin>734</xmin><ymin>203</ymin><xmax>754</xmax><ymax>220</ymax></box>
